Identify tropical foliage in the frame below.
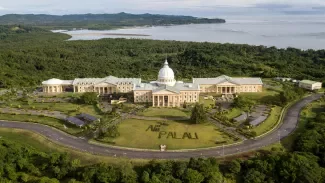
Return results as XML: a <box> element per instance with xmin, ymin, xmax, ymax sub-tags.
<box><xmin>1</xmin><ymin>25</ymin><xmax>325</xmax><ymax>88</ymax></box>
<box><xmin>190</xmin><ymin>103</ymin><xmax>207</xmax><ymax>124</ymax></box>
<box><xmin>1</xmin><ymin>137</ymin><xmax>325</xmax><ymax>183</ymax></box>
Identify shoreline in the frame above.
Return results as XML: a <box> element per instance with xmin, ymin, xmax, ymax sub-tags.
<box><xmin>69</xmin><ymin>32</ymin><xmax>151</xmax><ymax>37</ymax></box>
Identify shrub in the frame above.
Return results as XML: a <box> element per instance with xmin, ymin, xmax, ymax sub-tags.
<box><xmin>79</xmin><ymin>92</ymin><xmax>98</xmax><ymax>105</ymax></box>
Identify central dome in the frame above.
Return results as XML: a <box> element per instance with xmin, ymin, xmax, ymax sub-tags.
<box><xmin>157</xmin><ymin>59</ymin><xmax>176</xmax><ymax>86</ymax></box>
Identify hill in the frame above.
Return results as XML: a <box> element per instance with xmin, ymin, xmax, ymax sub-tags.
<box><xmin>0</xmin><ymin>12</ymin><xmax>226</xmax><ymax>30</ymax></box>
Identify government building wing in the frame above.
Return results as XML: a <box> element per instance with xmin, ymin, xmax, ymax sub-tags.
<box><xmin>41</xmin><ymin>59</ymin><xmax>263</xmax><ymax>107</ymax></box>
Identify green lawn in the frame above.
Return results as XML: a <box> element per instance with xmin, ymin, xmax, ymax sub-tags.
<box><xmin>38</xmin><ymin>92</ymin><xmax>83</xmax><ymax>98</ymax></box>
<box><xmin>262</xmin><ymin>78</ymin><xmax>283</xmax><ymax>92</ymax></box>
<box><xmin>199</xmin><ymin>96</ymin><xmax>215</xmax><ymax>108</ymax></box>
<box><xmin>252</xmin><ymin>106</ymin><xmax>282</xmax><ymax>136</ymax></box>
<box><xmin>98</xmin><ymin>119</ymin><xmax>237</xmax><ymax>150</ymax></box>
<box><xmin>240</xmin><ymin>88</ymin><xmax>279</xmax><ymax>102</ymax></box>
<box><xmin>0</xmin><ymin>128</ymin><xmax>146</xmax><ymax>165</ymax></box>
<box><xmin>0</xmin><ymin>113</ymin><xmax>82</xmax><ymax>135</ymax></box>
<box><xmin>8</xmin><ymin>101</ymin><xmax>101</xmax><ymax>117</ymax></box>
<box><xmin>138</xmin><ymin>107</ymin><xmax>190</xmax><ymax>118</ymax></box>
<box><xmin>225</xmin><ymin>108</ymin><xmax>242</xmax><ymax>119</ymax></box>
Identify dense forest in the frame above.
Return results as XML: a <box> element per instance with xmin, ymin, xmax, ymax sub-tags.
<box><xmin>0</xmin><ymin>13</ymin><xmax>226</xmax><ymax>30</ymax></box>
<box><xmin>0</xmin><ymin>25</ymin><xmax>325</xmax><ymax>88</ymax></box>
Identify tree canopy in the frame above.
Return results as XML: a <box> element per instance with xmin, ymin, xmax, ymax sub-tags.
<box><xmin>232</xmin><ymin>96</ymin><xmax>255</xmax><ymax>112</ymax></box>
<box><xmin>190</xmin><ymin>103</ymin><xmax>207</xmax><ymax>124</ymax></box>
<box><xmin>78</xmin><ymin>92</ymin><xmax>98</xmax><ymax>105</ymax></box>
<box><xmin>0</xmin><ymin>27</ymin><xmax>325</xmax><ymax>88</ymax></box>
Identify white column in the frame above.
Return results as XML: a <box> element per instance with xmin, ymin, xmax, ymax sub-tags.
<box><xmin>168</xmin><ymin>96</ymin><xmax>170</xmax><ymax>107</ymax></box>
<box><xmin>173</xmin><ymin>96</ymin><xmax>175</xmax><ymax>107</ymax></box>
<box><xmin>163</xmin><ymin>96</ymin><xmax>165</xmax><ymax>107</ymax></box>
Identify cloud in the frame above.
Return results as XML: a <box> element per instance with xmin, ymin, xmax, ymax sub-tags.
<box><xmin>0</xmin><ymin>0</ymin><xmax>325</xmax><ymax>16</ymax></box>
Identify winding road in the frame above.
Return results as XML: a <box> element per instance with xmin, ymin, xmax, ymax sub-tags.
<box><xmin>0</xmin><ymin>93</ymin><xmax>322</xmax><ymax>159</ymax></box>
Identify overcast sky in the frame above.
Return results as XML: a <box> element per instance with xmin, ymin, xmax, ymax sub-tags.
<box><xmin>0</xmin><ymin>0</ymin><xmax>324</xmax><ymax>16</ymax></box>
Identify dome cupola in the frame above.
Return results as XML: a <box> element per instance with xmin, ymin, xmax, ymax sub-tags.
<box><xmin>157</xmin><ymin>59</ymin><xmax>176</xmax><ymax>86</ymax></box>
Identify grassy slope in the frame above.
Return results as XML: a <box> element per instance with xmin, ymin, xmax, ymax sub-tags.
<box><xmin>0</xmin><ymin>128</ymin><xmax>146</xmax><ymax>165</ymax></box>
<box><xmin>98</xmin><ymin>118</ymin><xmax>236</xmax><ymax>150</ymax></box>
<box><xmin>252</xmin><ymin>106</ymin><xmax>282</xmax><ymax>136</ymax></box>
<box><xmin>8</xmin><ymin>101</ymin><xmax>101</xmax><ymax>117</ymax></box>
<box><xmin>199</xmin><ymin>96</ymin><xmax>215</xmax><ymax>108</ymax></box>
<box><xmin>138</xmin><ymin>107</ymin><xmax>190</xmax><ymax>118</ymax></box>
<box><xmin>225</xmin><ymin>108</ymin><xmax>242</xmax><ymax>119</ymax></box>
<box><xmin>0</xmin><ymin>113</ymin><xmax>82</xmax><ymax>134</ymax></box>
<box><xmin>240</xmin><ymin>88</ymin><xmax>279</xmax><ymax>102</ymax></box>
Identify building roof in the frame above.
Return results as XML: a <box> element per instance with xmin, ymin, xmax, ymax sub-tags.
<box><xmin>157</xmin><ymin>60</ymin><xmax>176</xmax><ymax>86</ymax></box>
<box><xmin>193</xmin><ymin>75</ymin><xmax>263</xmax><ymax>85</ymax></box>
<box><xmin>72</xmin><ymin>75</ymin><xmax>141</xmax><ymax>86</ymax></box>
<box><xmin>134</xmin><ymin>82</ymin><xmax>200</xmax><ymax>92</ymax></box>
<box><xmin>249</xmin><ymin>116</ymin><xmax>267</xmax><ymax>126</ymax></box>
<box><xmin>300</xmin><ymin>80</ymin><xmax>321</xmax><ymax>85</ymax></box>
<box><xmin>66</xmin><ymin>117</ymin><xmax>86</xmax><ymax>127</ymax></box>
<box><xmin>42</xmin><ymin>78</ymin><xmax>74</xmax><ymax>85</ymax></box>
<box><xmin>153</xmin><ymin>85</ymin><xmax>180</xmax><ymax>94</ymax></box>
<box><xmin>76</xmin><ymin>113</ymin><xmax>98</xmax><ymax>122</ymax></box>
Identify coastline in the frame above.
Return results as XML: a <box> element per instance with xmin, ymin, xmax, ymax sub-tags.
<box><xmin>68</xmin><ymin>32</ymin><xmax>151</xmax><ymax>37</ymax></box>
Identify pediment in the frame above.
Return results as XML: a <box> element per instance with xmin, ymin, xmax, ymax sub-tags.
<box><xmin>153</xmin><ymin>90</ymin><xmax>179</xmax><ymax>95</ymax></box>
<box><xmin>94</xmin><ymin>82</ymin><xmax>117</xmax><ymax>87</ymax></box>
<box><xmin>217</xmin><ymin>81</ymin><xmax>238</xmax><ymax>86</ymax></box>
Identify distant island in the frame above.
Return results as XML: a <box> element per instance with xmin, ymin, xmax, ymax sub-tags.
<box><xmin>0</xmin><ymin>12</ymin><xmax>226</xmax><ymax>30</ymax></box>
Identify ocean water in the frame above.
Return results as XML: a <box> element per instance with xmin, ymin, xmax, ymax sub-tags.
<box><xmin>61</xmin><ymin>15</ymin><xmax>325</xmax><ymax>50</ymax></box>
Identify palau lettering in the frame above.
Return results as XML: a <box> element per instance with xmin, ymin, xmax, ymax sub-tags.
<box><xmin>158</xmin><ymin>131</ymin><xmax>199</xmax><ymax>139</ymax></box>
<box><xmin>146</xmin><ymin>125</ymin><xmax>161</xmax><ymax>132</ymax></box>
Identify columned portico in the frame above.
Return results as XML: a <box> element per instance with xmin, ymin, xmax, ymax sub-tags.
<box><xmin>152</xmin><ymin>94</ymin><xmax>181</xmax><ymax>107</ymax></box>
<box><xmin>219</xmin><ymin>86</ymin><xmax>236</xmax><ymax>94</ymax></box>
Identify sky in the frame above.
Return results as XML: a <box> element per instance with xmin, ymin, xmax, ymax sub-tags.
<box><xmin>0</xmin><ymin>0</ymin><xmax>324</xmax><ymax>16</ymax></box>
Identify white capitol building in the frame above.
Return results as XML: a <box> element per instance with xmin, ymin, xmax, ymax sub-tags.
<box><xmin>42</xmin><ymin>60</ymin><xmax>263</xmax><ymax>107</ymax></box>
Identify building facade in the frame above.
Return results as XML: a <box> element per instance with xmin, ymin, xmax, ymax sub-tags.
<box><xmin>299</xmin><ymin>80</ymin><xmax>322</xmax><ymax>90</ymax></box>
<box><xmin>193</xmin><ymin>75</ymin><xmax>263</xmax><ymax>94</ymax></box>
<box><xmin>42</xmin><ymin>76</ymin><xmax>141</xmax><ymax>95</ymax></box>
<box><xmin>41</xmin><ymin>59</ymin><xmax>263</xmax><ymax>107</ymax></box>
<box><xmin>133</xmin><ymin>60</ymin><xmax>200</xmax><ymax>107</ymax></box>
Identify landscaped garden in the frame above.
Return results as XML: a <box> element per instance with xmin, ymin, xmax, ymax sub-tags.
<box><xmin>199</xmin><ymin>96</ymin><xmax>215</xmax><ymax>108</ymax></box>
<box><xmin>225</xmin><ymin>108</ymin><xmax>242</xmax><ymax>119</ymax></box>
<box><xmin>97</xmin><ymin>118</ymin><xmax>238</xmax><ymax>150</ymax></box>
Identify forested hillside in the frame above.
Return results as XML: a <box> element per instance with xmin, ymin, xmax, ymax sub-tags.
<box><xmin>0</xmin><ymin>13</ymin><xmax>226</xmax><ymax>30</ymax></box>
<box><xmin>0</xmin><ymin>25</ymin><xmax>325</xmax><ymax>88</ymax></box>
<box><xmin>0</xmin><ymin>25</ymin><xmax>48</xmax><ymax>39</ymax></box>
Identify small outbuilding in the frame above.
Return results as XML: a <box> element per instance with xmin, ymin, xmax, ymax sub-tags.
<box><xmin>249</xmin><ymin>116</ymin><xmax>268</xmax><ymax>126</ymax></box>
<box><xmin>76</xmin><ymin>113</ymin><xmax>99</xmax><ymax>123</ymax></box>
<box><xmin>65</xmin><ymin>117</ymin><xmax>86</xmax><ymax>127</ymax></box>
<box><xmin>299</xmin><ymin>80</ymin><xmax>322</xmax><ymax>90</ymax></box>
